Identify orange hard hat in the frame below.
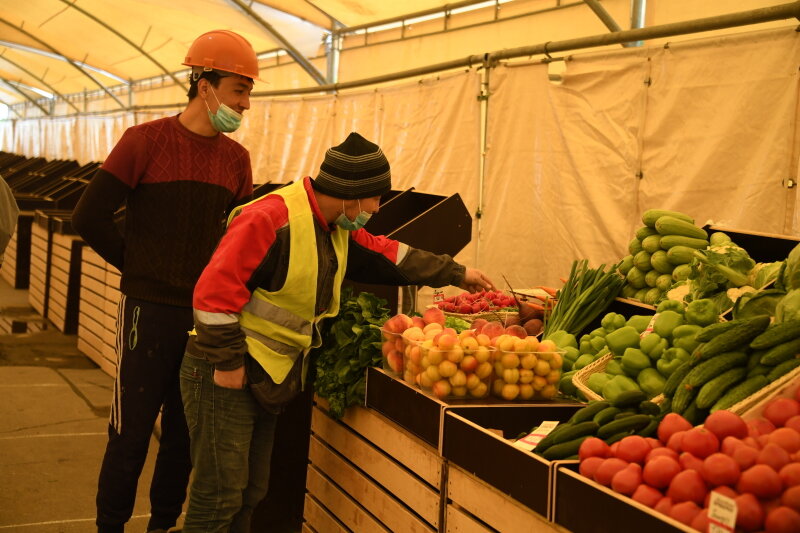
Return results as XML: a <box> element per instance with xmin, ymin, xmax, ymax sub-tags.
<box><xmin>183</xmin><ymin>30</ymin><xmax>260</xmax><ymax>80</ymax></box>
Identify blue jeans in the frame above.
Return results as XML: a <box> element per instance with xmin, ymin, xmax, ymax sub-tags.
<box><xmin>180</xmin><ymin>353</ymin><xmax>278</xmax><ymax>533</ymax></box>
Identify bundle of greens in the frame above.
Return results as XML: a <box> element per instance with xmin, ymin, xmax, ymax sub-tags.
<box><xmin>543</xmin><ymin>259</ymin><xmax>625</xmax><ymax>338</ymax></box>
<box><xmin>312</xmin><ymin>288</ymin><xmax>390</xmax><ymax>419</ymax></box>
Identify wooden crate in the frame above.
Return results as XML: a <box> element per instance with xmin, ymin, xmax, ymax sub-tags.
<box><xmin>305</xmin><ymin>403</ymin><xmax>442</xmax><ymax>533</ymax></box>
<box><xmin>78</xmin><ymin>247</ymin><xmax>116</xmax><ymax>376</ymax></box>
<box><xmin>0</xmin><ymin>212</ymin><xmax>33</xmax><ymax>289</ymax></box>
<box><xmin>446</xmin><ymin>464</ymin><xmax>563</xmax><ymax>533</ymax></box>
<box><xmin>47</xmin><ymin>232</ymin><xmax>83</xmax><ymax>333</ymax></box>
<box><xmin>28</xmin><ymin>222</ymin><xmax>49</xmax><ymax>317</ymax></box>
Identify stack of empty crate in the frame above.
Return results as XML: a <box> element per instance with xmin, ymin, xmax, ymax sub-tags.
<box><xmin>77</xmin><ymin>247</ymin><xmax>120</xmax><ymax>377</ymax></box>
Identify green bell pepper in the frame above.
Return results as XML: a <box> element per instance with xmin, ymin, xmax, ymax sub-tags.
<box><xmin>672</xmin><ymin>324</ymin><xmax>703</xmax><ymax>353</ymax></box>
<box><xmin>605</xmin><ymin>358</ymin><xmax>625</xmax><ymax>376</ymax></box>
<box><xmin>621</xmin><ymin>347</ymin><xmax>651</xmax><ymax>376</ymax></box>
<box><xmin>637</xmin><ymin>368</ymin><xmax>666</xmax><ymax>397</ymax></box>
<box><xmin>656</xmin><ymin>356</ymin><xmax>684</xmax><ymax>377</ymax></box>
<box><xmin>605</xmin><ymin>326</ymin><xmax>640</xmax><ymax>355</ymax></box>
<box><xmin>601</xmin><ymin>375</ymin><xmax>640</xmax><ymax>404</ymax></box>
<box><xmin>656</xmin><ymin>299</ymin><xmax>685</xmax><ymax>315</ymax></box>
<box><xmin>589</xmin><ymin>336</ymin><xmax>608</xmax><ymax>354</ymax></box>
<box><xmin>601</xmin><ymin>312</ymin><xmax>627</xmax><ymax>332</ymax></box>
<box><xmin>626</xmin><ymin>315</ymin><xmax>653</xmax><ymax>333</ymax></box>
<box><xmin>663</xmin><ymin>346</ymin><xmax>691</xmax><ymax>362</ymax></box>
<box><xmin>590</xmin><ymin>327</ymin><xmax>607</xmax><ymax>338</ymax></box>
<box><xmin>640</xmin><ymin>333</ymin><xmax>668</xmax><ymax>359</ymax></box>
<box><xmin>558</xmin><ymin>370</ymin><xmax>578</xmax><ymax>396</ymax></box>
<box><xmin>548</xmin><ymin>330</ymin><xmax>578</xmax><ymax>349</ymax></box>
<box><xmin>685</xmin><ymin>298</ymin><xmax>718</xmax><ymax>327</ymax></box>
<box><xmin>573</xmin><ymin>353</ymin><xmax>595</xmax><ymax>370</ymax></box>
<box><xmin>579</xmin><ymin>339</ymin><xmax>596</xmax><ymax>355</ymax></box>
<box><xmin>587</xmin><ymin>372</ymin><xmax>612</xmax><ymax>395</ymax></box>
<box><xmin>653</xmin><ymin>310</ymin><xmax>685</xmax><ymax>339</ymax></box>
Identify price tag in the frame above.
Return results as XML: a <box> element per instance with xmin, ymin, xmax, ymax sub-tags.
<box><xmin>640</xmin><ymin>312</ymin><xmax>659</xmax><ymax>338</ymax></box>
<box><xmin>708</xmin><ymin>491</ymin><xmax>737</xmax><ymax>533</ymax></box>
<box><xmin>432</xmin><ymin>290</ymin><xmax>444</xmax><ymax>304</ymax></box>
<box><xmin>513</xmin><ymin>421</ymin><xmax>559</xmax><ymax>452</ymax></box>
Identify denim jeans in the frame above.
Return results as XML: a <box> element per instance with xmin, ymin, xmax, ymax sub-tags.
<box><xmin>180</xmin><ymin>353</ymin><xmax>278</xmax><ymax>533</ymax></box>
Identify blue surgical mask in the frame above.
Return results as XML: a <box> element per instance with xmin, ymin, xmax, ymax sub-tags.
<box><xmin>205</xmin><ymin>87</ymin><xmax>243</xmax><ymax>133</ymax></box>
<box><xmin>335</xmin><ymin>200</ymin><xmax>372</xmax><ymax>231</ymax></box>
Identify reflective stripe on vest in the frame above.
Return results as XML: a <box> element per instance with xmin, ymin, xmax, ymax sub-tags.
<box><xmin>232</xmin><ymin>180</ymin><xmax>349</xmax><ymax>384</ymax></box>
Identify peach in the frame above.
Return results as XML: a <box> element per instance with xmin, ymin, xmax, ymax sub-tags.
<box><xmin>423</xmin><ymin>322</ymin><xmax>443</xmax><ymax>335</ymax></box>
<box><xmin>438</xmin><ymin>359</ymin><xmax>458</xmax><ymax>378</ymax></box>
<box><xmin>533</xmin><ymin>376</ymin><xmax>547</xmax><ymax>390</ymax></box>
<box><xmin>500</xmin><ymin>351</ymin><xmax>520</xmax><ymax>369</ymax></box>
<box><xmin>447</xmin><ymin>345</ymin><xmax>464</xmax><ymax>364</ymax></box>
<box><xmin>549</xmin><ymin>352</ymin><xmax>563</xmax><ymax>369</ymax></box>
<box><xmin>432</xmin><ymin>379</ymin><xmax>451</xmax><ymax>399</ymax></box>
<box><xmin>451</xmin><ymin>386</ymin><xmax>468</xmax><ymax>397</ymax></box>
<box><xmin>407</xmin><ymin>345</ymin><xmax>422</xmax><ymax>365</ymax></box>
<box><xmin>411</xmin><ymin>316</ymin><xmax>426</xmax><ymax>329</ymax></box>
<box><xmin>403</xmin><ymin>370</ymin><xmax>415</xmax><ymax>384</ymax></box>
<box><xmin>526</xmin><ymin>336</ymin><xmax>541</xmax><ymax>352</ymax></box>
<box><xmin>505</xmin><ymin>325</ymin><xmax>528</xmax><ymax>339</ymax></box>
<box><xmin>519</xmin><ymin>384</ymin><xmax>535</xmax><ymax>400</ymax></box>
<box><xmin>520</xmin><ymin>353</ymin><xmax>538</xmax><ymax>369</ymax></box>
<box><xmin>475</xmin><ymin>333</ymin><xmax>492</xmax><ymax>347</ymax></box>
<box><xmin>482</xmin><ymin>321</ymin><xmax>505</xmax><ymax>339</ymax></box>
<box><xmin>450</xmin><ymin>370</ymin><xmax>467</xmax><ymax>387</ymax></box>
<box><xmin>470</xmin><ymin>382</ymin><xmax>489</xmax><ymax>398</ymax></box>
<box><xmin>475</xmin><ymin>361</ymin><xmax>493</xmax><ymax>379</ymax></box>
<box><xmin>402</xmin><ymin>326</ymin><xmax>424</xmax><ymax>342</ymax></box>
<box><xmin>436</xmin><ymin>333</ymin><xmax>458</xmax><ymax>350</ymax></box>
<box><xmin>461</xmin><ymin>336</ymin><xmax>478</xmax><ymax>355</ymax></box>
<box><xmin>538</xmin><ymin>339</ymin><xmax>558</xmax><ymax>352</ymax></box>
<box><xmin>423</xmin><ymin>307</ymin><xmax>446</xmax><ymax>326</ymax></box>
<box><xmin>460</xmin><ymin>355</ymin><xmax>478</xmax><ymax>373</ymax></box>
<box><xmin>502</xmin><ymin>368</ymin><xmax>520</xmax><ymax>384</ymax></box>
<box><xmin>513</xmin><ymin>337</ymin><xmax>529</xmax><ymax>353</ymax></box>
<box><xmin>465</xmin><ymin>373</ymin><xmax>481</xmax><ymax>390</ymax></box>
<box><xmin>471</xmin><ymin>318</ymin><xmax>488</xmax><ymax>334</ymax></box>
<box><xmin>492</xmin><ymin>379</ymin><xmax>504</xmax><ymax>397</ymax></box>
<box><xmin>501</xmin><ymin>383</ymin><xmax>520</xmax><ymax>400</ymax></box>
<box><xmin>519</xmin><ymin>369</ymin><xmax>534</xmax><ymax>384</ymax></box>
<box><xmin>534</xmin><ymin>359</ymin><xmax>551</xmax><ymax>376</ymax></box>
<box><xmin>458</xmin><ymin>329</ymin><xmax>476</xmax><ymax>341</ymax></box>
<box><xmin>474</xmin><ymin>345</ymin><xmax>491</xmax><ymax>363</ymax></box>
<box><xmin>496</xmin><ymin>335</ymin><xmax>516</xmax><ymax>353</ymax></box>
<box><xmin>426</xmin><ymin>349</ymin><xmax>444</xmax><ymax>366</ymax></box>
<box><xmin>386</xmin><ymin>352</ymin><xmax>403</xmax><ymax>373</ymax></box>
<box><xmin>419</xmin><ymin>371</ymin><xmax>434</xmax><ymax>389</ymax></box>
<box><xmin>426</xmin><ymin>365</ymin><xmax>441</xmax><ymax>382</ymax></box>
<box><xmin>540</xmin><ymin>385</ymin><xmax>558</xmax><ymax>399</ymax></box>
<box><xmin>546</xmin><ymin>369</ymin><xmax>561</xmax><ymax>384</ymax></box>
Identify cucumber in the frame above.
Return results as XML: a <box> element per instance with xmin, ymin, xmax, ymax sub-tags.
<box><xmin>664</xmin><ymin>361</ymin><xmax>692</xmax><ymax>397</ymax></box>
<box><xmin>638</xmin><ymin>400</ymin><xmax>661</xmax><ymax>416</ymax></box>
<box><xmin>695</xmin><ymin>367</ymin><xmax>747</xmax><ymax>409</ymax></box>
<box><xmin>611</xmin><ymin>390</ymin><xmax>648</xmax><ymax>408</ymax></box>
<box><xmin>629</xmin><ymin>238</ymin><xmax>643</xmax><ymax>256</ymax></box>
<box><xmin>636</xmin><ymin>417</ymin><xmax>660</xmax><ymax>437</ymax></box>
<box><xmin>533</xmin><ymin>423</ymin><xmax>573</xmax><ymax>453</ymax></box>
<box><xmin>543</xmin><ymin>435</ymin><xmax>593</xmax><ymax>460</ymax></box>
<box><xmin>672</xmin><ymin>382</ymin><xmax>698</xmax><ymax>415</ymax></box>
<box><xmin>666</xmin><ymin>245</ymin><xmax>697</xmax><ymax>265</ymax></box>
<box><xmin>597</xmin><ymin>414</ymin><xmax>653</xmax><ymax>439</ymax></box>
<box><xmin>551</xmin><ymin>421</ymin><xmax>600</xmax><ymax>445</ymax></box>
<box><xmin>747</xmin><ymin>364</ymin><xmax>772</xmax><ymax>379</ymax></box>
<box><xmin>685</xmin><ymin>351</ymin><xmax>748</xmax><ymax>388</ymax></box>
<box><xmin>636</xmin><ymin>226</ymin><xmax>659</xmax><ymax>241</ymax></box>
<box><xmin>761</xmin><ymin>337</ymin><xmax>800</xmax><ymax>366</ymax></box>
<box><xmin>710</xmin><ymin>375</ymin><xmax>769</xmax><ymax>412</ymax></box>
<box><xmin>767</xmin><ymin>358</ymin><xmax>800</xmax><ymax>382</ymax></box>
<box><xmin>614</xmin><ymin>412</ymin><xmax>637</xmax><ymax>420</ymax></box>
<box><xmin>642</xmin><ymin>209</ymin><xmax>694</xmax><ymax>228</ymax></box>
<box><xmin>682</xmin><ymin>401</ymin><xmax>709</xmax><ymax>426</ymax></box>
<box><xmin>604</xmin><ymin>431</ymin><xmax>635</xmax><ymax>445</ymax></box>
<box><xmin>642</xmin><ymin>235</ymin><xmax>663</xmax><ymax>254</ymax></box>
<box><xmin>593</xmin><ymin>407</ymin><xmax>622</xmax><ymax>426</ymax></box>
<box><xmin>659</xmin><ymin>235</ymin><xmax>709</xmax><ymax>250</ymax></box>
<box><xmin>750</xmin><ymin>319</ymin><xmax>800</xmax><ymax>350</ymax></box>
<box><xmin>693</xmin><ymin>315</ymin><xmax>771</xmax><ymax>361</ymax></box>
<box><xmin>659</xmin><ymin>397</ymin><xmax>673</xmax><ymax>414</ymax></box>
<box><xmin>569</xmin><ymin>401</ymin><xmax>611</xmax><ymax>424</ymax></box>
<box><xmin>695</xmin><ymin>321</ymin><xmax>741</xmax><ymax>343</ymax></box>
<box><xmin>747</xmin><ymin>350</ymin><xmax>766</xmax><ymax>371</ymax></box>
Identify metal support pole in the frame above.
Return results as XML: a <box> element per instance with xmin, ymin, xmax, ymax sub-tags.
<box><xmin>584</xmin><ymin>0</ymin><xmax>623</xmax><ymax>32</ymax></box>
<box><xmin>630</xmin><ymin>0</ymin><xmax>647</xmax><ymax>47</ymax></box>
<box><xmin>326</xmin><ymin>20</ymin><xmax>342</xmax><ymax>84</ymax></box>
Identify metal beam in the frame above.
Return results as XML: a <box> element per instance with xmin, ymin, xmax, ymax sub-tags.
<box><xmin>629</xmin><ymin>0</ymin><xmax>647</xmax><ymax>47</ymax></box>
<box><xmin>0</xmin><ymin>78</ymin><xmax>50</xmax><ymax>115</ymax></box>
<box><xmin>584</xmin><ymin>0</ymin><xmax>623</xmax><ymax>32</ymax></box>
<box><xmin>226</xmin><ymin>0</ymin><xmax>327</xmax><ymax>85</ymax></box>
<box><xmin>0</xmin><ymin>51</ymin><xmax>81</xmax><ymax>113</ymax></box>
<box><xmin>0</xmin><ymin>18</ymin><xmax>126</xmax><ymax>109</ymax></box>
<box><xmin>0</xmin><ymin>93</ymin><xmax>23</xmax><ymax>118</ymax></box>
<box><xmin>304</xmin><ymin>0</ymin><xmax>346</xmax><ymax>29</ymax></box>
<box><xmin>57</xmin><ymin>0</ymin><xmax>188</xmax><ymax>92</ymax></box>
<box><xmin>252</xmin><ymin>1</ymin><xmax>800</xmax><ymax>97</ymax></box>
<box><xmin>331</xmin><ymin>0</ymin><xmax>496</xmax><ymax>35</ymax></box>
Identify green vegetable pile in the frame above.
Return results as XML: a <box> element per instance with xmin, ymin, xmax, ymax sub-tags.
<box><xmin>312</xmin><ymin>288</ymin><xmax>391</xmax><ymax>419</ymax></box>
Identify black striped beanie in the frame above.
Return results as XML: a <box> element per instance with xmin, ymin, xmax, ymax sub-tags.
<box><xmin>313</xmin><ymin>132</ymin><xmax>392</xmax><ymax>199</ymax></box>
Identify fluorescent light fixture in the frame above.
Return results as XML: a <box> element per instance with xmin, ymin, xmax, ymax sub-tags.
<box><xmin>0</xmin><ymin>39</ymin><xmax>128</xmax><ymax>85</ymax></box>
<box><xmin>6</xmin><ymin>80</ymin><xmax>53</xmax><ymax>99</ymax></box>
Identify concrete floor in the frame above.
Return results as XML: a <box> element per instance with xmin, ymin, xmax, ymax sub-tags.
<box><xmin>0</xmin><ymin>277</ymin><xmax>176</xmax><ymax>532</ymax></box>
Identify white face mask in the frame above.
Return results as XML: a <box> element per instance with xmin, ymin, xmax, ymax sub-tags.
<box><xmin>335</xmin><ymin>199</ymin><xmax>372</xmax><ymax>231</ymax></box>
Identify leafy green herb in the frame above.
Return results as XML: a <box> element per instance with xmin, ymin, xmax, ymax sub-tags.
<box><xmin>312</xmin><ymin>288</ymin><xmax>391</xmax><ymax>419</ymax></box>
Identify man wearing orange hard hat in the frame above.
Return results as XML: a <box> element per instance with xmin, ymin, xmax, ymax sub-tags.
<box><xmin>72</xmin><ymin>29</ymin><xmax>259</xmax><ymax>533</ymax></box>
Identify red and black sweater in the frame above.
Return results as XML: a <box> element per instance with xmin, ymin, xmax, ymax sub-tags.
<box><xmin>189</xmin><ymin>177</ymin><xmax>466</xmax><ymax>370</ymax></box>
<box><xmin>72</xmin><ymin>115</ymin><xmax>253</xmax><ymax>307</ymax></box>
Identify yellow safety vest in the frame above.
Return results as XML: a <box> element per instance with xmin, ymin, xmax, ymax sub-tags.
<box><xmin>229</xmin><ymin>180</ymin><xmax>349</xmax><ymax>384</ymax></box>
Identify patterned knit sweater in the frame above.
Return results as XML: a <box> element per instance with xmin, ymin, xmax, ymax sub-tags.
<box><xmin>72</xmin><ymin>115</ymin><xmax>253</xmax><ymax>307</ymax></box>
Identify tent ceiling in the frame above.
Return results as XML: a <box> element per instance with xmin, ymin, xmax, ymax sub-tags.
<box><xmin>0</xmin><ymin>0</ymin><xmax>460</xmax><ymax>108</ymax></box>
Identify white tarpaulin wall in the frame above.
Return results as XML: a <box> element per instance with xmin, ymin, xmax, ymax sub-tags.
<box><xmin>481</xmin><ymin>27</ymin><xmax>800</xmax><ymax>288</ymax></box>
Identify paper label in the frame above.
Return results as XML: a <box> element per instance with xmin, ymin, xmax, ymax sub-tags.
<box><xmin>513</xmin><ymin>421</ymin><xmax>559</xmax><ymax>451</ymax></box>
<box><xmin>708</xmin><ymin>491</ymin><xmax>737</xmax><ymax>533</ymax></box>
<box><xmin>640</xmin><ymin>312</ymin><xmax>659</xmax><ymax>339</ymax></box>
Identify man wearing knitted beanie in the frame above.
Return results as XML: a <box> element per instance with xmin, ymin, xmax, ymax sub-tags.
<box><xmin>180</xmin><ymin>131</ymin><xmax>494</xmax><ymax>531</ymax></box>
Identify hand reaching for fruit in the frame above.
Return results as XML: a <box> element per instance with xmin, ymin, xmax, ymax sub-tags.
<box><xmin>460</xmin><ymin>268</ymin><xmax>496</xmax><ymax>293</ymax></box>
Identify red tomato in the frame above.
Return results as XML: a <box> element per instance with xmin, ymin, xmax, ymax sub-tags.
<box><xmin>782</xmin><ymin>485</ymin><xmax>800</xmax><ymax>512</ymax></box>
<box><xmin>732</xmin><ymin>445</ymin><xmax>760</xmax><ymax>471</ymax></box>
<box><xmin>643</xmin><ymin>455</ymin><xmax>682</xmax><ymax>489</ymax></box>
<box><xmin>704</xmin><ymin>485</ymin><xmax>738</xmax><ymax>508</ymax></box>
<box><xmin>645</xmin><ymin>437</ymin><xmax>661</xmax><ymax>449</ymax></box>
<box><xmin>737</xmin><ymin>464</ymin><xmax>783</xmax><ymax>500</ymax></box>
<box><xmin>734</xmin><ymin>493</ymin><xmax>765</xmax><ymax>532</ymax></box>
<box><xmin>768</xmin><ymin>427</ymin><xmax>800</xmax><ymax>453</ymax></box>
<box><xmin>679</xmin><ymin>451</ymin><xmax>705</xmax><ymax>473</ymax></box>
<box><xmin>646</xmin><ymin>447</ymin><xmax>679</xmax><ymax>462</ymax></box>
<box><xmin>682</xmin><ymin>427</ymin><xmax>720</xmax><ymax>459</ymax></box>
<box><xmin>763</xmin><ymin>398</ymin><xmax>800</xmax><ymax>428</ymax></box>
<box><xmin>593</xmin><ymin>457</ymin><xmax>628</xmax><ymax>487</ymax></box>
<box><xmin>579</xmin><ymin>437</ymin><xmax>611</xmax><ymax>460</ymax></box>
<box><xmin>702</xmin><ymin>452</ymin><xmax>741</xmax><ymax>486</ymax></box>
<box><xmin>748</xmin><ymin>417</ymin><xmax>777</xmax><ymax>438</ymax></box>
<box><xmin>743</xmin><ymin>436</ymin><xmax>763</xmax><ymax>450</ymax></box>
<box><xmin>785</xmin><ymin>415</ymin><xmax>800</xmax><ymax>434</ymax></box>
<box><xmin>667</xmin><ymin>430</ymin><xmax>687</xmax><ymax>453</ymax></box>
<box><xmin>721</xmin><ymin>436</ymin><xmax>745</xmax><ymax>456</ymax></box>
<box><xmin>779</xmin><ymin>463</ymin><xmax>800</xmax><ymax>488</ymax></box>
<box><xmin>704</xmin><ymin>410</ymin><xmax>748</xmax><ymax>441</ymax></box>
<box><xmin>611</xmin><ymin>463</ymin><xmax>642</xmax><ymax>496</ymax></box>
<box><xmin>667</xmin><ymin>469</ymin><xmax>708</xmax><ymax>505</ymax></box>
<box><xmin>654</xmin><ymin>496</ymin><xmax>673</xmax><ymax>516</ymax></box>
<box><xmin>668</xmin><ymin>501</ymin><xmax>701</xmax><ymax>526</ymax></box>
<box><xmin>765</xmin><ymin>506</ymin><xmax>800</xmax><ymax>533</ymax></box>
<box><xmin>632</xmin><ymin>484</ymin><xmax>663</xmax><ymax>508</ymax></box>
<box><xmin>690</xmin><ymin>508</ymin><xmax>710</xmax><ymax>533</ymax></box>
<box><xmin>658</xmin><ymin>413</ymin><xmax>692</xmax><ymax>445</ymax></box>
<box><xmin>616</xmin><ymin>436</ymin><xmax>651</xmax><ymax>464</ymax></box>
<box><xmin>579</xmin><ymin>456</ymin><xmax>605</xmax><ymax>479</ymax></box>
<box><xmin>757</xmin><ymin>442</ymin><xmax>791</xmax><ymax>472</ymax></box>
